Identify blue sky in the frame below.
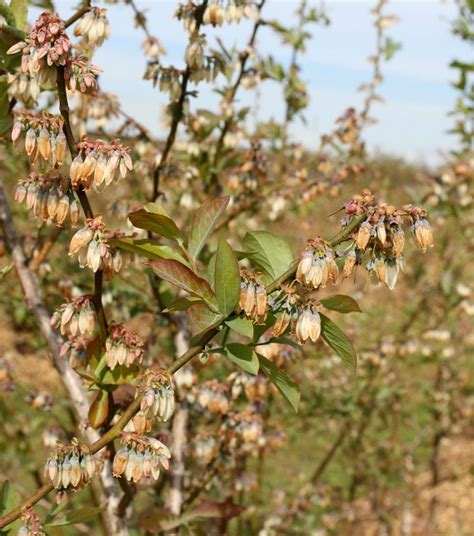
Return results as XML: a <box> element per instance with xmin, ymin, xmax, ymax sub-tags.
<box><xmin>50</xmin><ymin>1</ymin><xmax>470</xmax><ymax>165</ymax></box>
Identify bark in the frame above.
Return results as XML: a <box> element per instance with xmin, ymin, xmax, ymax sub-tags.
<box><xmin>165</xmin><ymin>315</ymin><xmax>191</xmax><ymax>518</ymax></box>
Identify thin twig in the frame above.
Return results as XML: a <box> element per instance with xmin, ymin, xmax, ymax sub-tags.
<box><xmin>207</xmin><ymin>0</ymin><xmax>266</xmax><ymax>193</ymax></box>
<box><xmin>151</xmin><ymin>0</ymin><xmax>208</xmax><ymax>200</ymax></box>
<box><xmin>56</xmin><ymin>65</ymin><xmax>108</xmax><ymax>339</ymax></box>
<box><xmin>125</xmin><ymin>0</ymin><xmax>152</xmax><ymax>39</ymax></box>
<box><xmin>30</xmin><ymin>226</ymin><xmax>62</xmax><ymax>271</ymax></box>
<box><xmin>64</xmin><ymin>0</ymin><xmax>91</xmax><ymax>29</ymax></box>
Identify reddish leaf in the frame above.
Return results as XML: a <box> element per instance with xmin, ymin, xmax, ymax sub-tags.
<box><xmin>148</xmin><ymin>259</ymin><xmax>218</xmax><ymax>310</ymax></box>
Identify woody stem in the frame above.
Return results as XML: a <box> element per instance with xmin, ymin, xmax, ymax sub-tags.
<box><xmin>56</xmin><ymin>65</ymin><xmax>108</xmax><ymax>337</ymax></box>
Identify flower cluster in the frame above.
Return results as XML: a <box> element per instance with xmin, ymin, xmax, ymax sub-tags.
<box><xmin>273</xmin><ymin>291</ymin><xmax>321</xmax><ymax>345</ymax></box>
<box><xmin>239</xmin><ymin>270</ymin><xmax>267</xmax><ymax>323</ymax></box>
<box><xmin>7</xmin><ymin>12</ymin><xmax>101</xmax><ymax>93</ymax></box>
<box><xmin>202</xmin><ymin>1</ymin><xmax>259</xmax><ymax>27</ymax></box>
<box><xmin>14</xmin><ymin>172</ymin><xmax>79</xmax><ymax>226</ymax></box>
<box><xmin>144</xmin><ymin>64</ymin><xmax>183</xmax><ymax>100</ymax></box>
<box><xmin>230</xmin><ymin>372</ymin><xmax>267</xmax><ymax>402</ymax></box>
<box><xmin>68</xmin><ymin>216</ymin><xmax>133</xmax><ymax>278</ymax></box>
<box><xmin>229</xmin><ymin>140</ymin><xmax>268</xmax><ymax>192</ymax></box>
<box><xmin>51</xmin><ymin>295</ymin><xmax>97</xmax><ymax>338</ymax></box>
<box><xmin>294</xmin><ymin>304</ymin><xmax>321</xmax><ymax>344</ymax></box>
<box><xmin>190</xmin><ymin>379</ymin><xmax>230</xmax><ymax>414</ymax></box>
<box><xmin>340</xmin><ymin>189</ymin><xmax>433</xmax><ymax>289</ymax></box>
<box><xmin>296</xmin><ymin>238</ymin><xmax>339</xmax><ymax>289</ymax></box>
<box><xmin>145</xmin><ymin>56</ymin><xmax>225</xmax><ymax>99</ymax></box>
<box><xmin>74</xmin><ymin>7</ymin><xmax>110</xmax><ymax>46</ymax></box>
<box><xmin>18</xmin><ymin>509</ymin><xmax>45</xmax><ymax>536</ymax></box>
<box><xmin>64</xmin><ymin>56</ymin><xmax>102</xmax><ymax>93</ymax></box>
<box><xmin>142</xmin><ymin>36</ymin><xmax>166</xmax><ymax>59</ymax></box>
<box><xmin>72</xmin><ymin>90</ymin><xmax>120</xmax><ymax>136</ymax></box>
<box><xmin>128</xmin><ymin>370</ymin><xmax>175</xmax><ymax>434</ymax></box>
<box><xmin>70</xmin><ymin>138</ymin><xmax>133</xmax><ymax>190</ymax></box>
<box><xmin>224</xmin><ymin>411</ymin><xmax>263</xmax><ymax>445</ymax></box>
<box><xmin>44</xmin><ymin>439</ymin><xmax>96</xmax><ymax>490</ymax></box>
<box><xmin>7</xmin><ymin>71</ymin><xmax>40</xmax><ymax>106</ymax></box>
<box><xmin>191</xmin><ymin>435</ymin><xmax>217</xmax><ymax>464</ymax></box>
<box><xmin>59</xmin><ymin>336</ymin><xmax>89</xmax><ymax>368</ymax></box>
<box><xmin>12</xmin><ymin>111</ymin><xmax>66</xmax><ymax>165</ymax></box>
<box><xmin>7</xmin><ymin>12</ymin><xmax>70</xmax><ymax>87</ymax></box>
<box><xmin>113</xmin><ymin>433</ymin><xmax>171</xmax><ymax>482</ymax></box>
<box><xmin>104</xmin><ymin>323</ymin><xmax>144</xmax><ymax>370</ymax></box>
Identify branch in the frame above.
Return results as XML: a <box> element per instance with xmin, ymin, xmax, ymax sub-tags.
<box><xmin>64</xmin><ymin>0</ymin><xmax>92</xmax><ymax>29</ymax></box>
<box><xmin>207</xmin><ymin>0</ymin><xmax>266</xmax><ymax>193</ymax></box>
<box><xmin>0</xmin><ymin>212</ymin><xmax>362</xmax><ymax>528</ymax></box>
<box><xmin>151</xmin><ymin>0</ymin><xmax>208</xmax><ymax>200</ymax></box>
<box><xmin>165</xmin><ymin>316</ymin><xmax>191</xmax><ymax>516</ymax></box>
<box><xmin>125</xmin><ymin>0</ymin><xmax>151</xmax><ymax>39</ymax></box>
<box><xmin>56</xmin><ymin>65</ymin><xmax>108</xmax><ymax>338</ymax></box>
<box><xmin>30</xmin><ymin>226</ymin><xmax>62</xmax><ymax>271</ymax></box>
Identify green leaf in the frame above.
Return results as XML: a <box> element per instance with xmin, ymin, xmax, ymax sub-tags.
<box><xmin>9</xmin><ymin>0</ymin><xmax>28</xmax><ymax>30</ymax></box>
<box><xmin>46</xmin><ymin>506</ymin><xmax>104</xmax><ymax>527</ymax></box>
<box><xmin>214</xmin><ymin>238</ymin><xmax>240</xmax><ymax>315</ymax></box>
<box><xmin>320</xmin><ymin>313</ymin><xmax>357</xmax><ymax>373</ymax></box>
<box><xmin>263</xmin><ymin>336</ymin><xmax>301</xmax><ymax>349</ymax></box>
<box><xmin>0</xmin><ymin>481</ymin><xmax>21</xmax><ymax>516</ymax></box>
<box><xmin>188</xmin><ymin>303</ymin><xmax>223</xmax><ymax>345</ymax></box>
<box><xmin>98</xmin><ymin>364</ymin><xmax>140</xmax><ymax>386</ymax></box>
<box><xmin>0</xmin><ymin>79</ymin><xmax>10</xmax><ymax>118</ymax></box>
<box><xmin>0</xmin><ymin>5</ymin><xmax>16</xmax><ymax>28</ymax></box>
<box><xmin>129</xmin><ymin>209</ymin><xmax>183</xmax><ymax>243</ymax></box>
<box><xmin>148</xmin><ymin>259</ymin><xmax>218</xmax><ymax>310</ymax></box>
<box><xmin>88</xmin><ymin>390</ymin><xmax>110</xmax><ymax>429</ymax></box>
<box><xmin>243</xmin><ymin>231</ymin><xmax>293</xmax><ymax>282</ymax></box>
<box><xmin>320</xmin><ymin>294</ymin><xmax>362</xmax><ymax>314</ymax></box>
<box><xmin>224</xmin><ymin>343</ymin><xmax>259</xmax><ymax>374</ymax></box>
<box><xmin>44</xmin><ymin>501</ymin><xmax>69</xmax><ymax>525</ymax></box>
<box><xmin>164</xmin><ymin>296</ymin><xmax>202</xmax><ymax>312</ymax></box>
<box><xmin>252</xmin><ymin>312</ymin><xmax>276</xmax><ymax>342</ymax></box>
<box><xmin>0</xmin><ymin>481</ymin><xmax>22</xmax><ymax>534</ymax></box>
<box><xmin>109</xmin><ymin>238</ymin><xmax>190</xmax><ymax>267</ymax></box>
<box><xmin>0</xmin><ymin>114</ymin><xmax>13</xmax><ymax>136</ymax></box>
<box><xmin>226</xmin><ymin>317</ymin><xmax>254</xmax><ymax>339</ymax></box>
<box><xmin>188</xmin><ymin>196</ymin><xmax>229</xmax><ymax>260</ymax></box>
<box><xmin>257</xmin><ymin>354</ymin><xmax>301</xmax><ymax>412</ymax></box>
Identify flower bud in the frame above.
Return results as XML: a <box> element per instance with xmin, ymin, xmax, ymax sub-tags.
<box><xmin>376</xmin><ymin>221</ymin><xmax>387</xmax><ymax>245</ymax></box>
<box><xmin>356</xmin><ymin>222</ymin><xmax>372</xmax><ymax>250</ymax></box>
<box><xmin>25</xmin><ymin>128</ymin><xmax>37</xmax><ymax>156</ymax></box>
<box><xmin>413</xmin><ymin>219</ymin><xmax>433</xmax><ymax>252</ymax></box>
<box><xmin>343</xmin><ymin>249</ymin><xmax>357</xmax><ymax>278</ymax></box>
<box><xmin>69</xmin><ymin>227</ymin><xmax>94</xmax><ymax>256</ymax></box>
<box><xmin>391</xmin><ymin>227</ymin><xmax>405</xmax><ymax>257</ymax></box>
